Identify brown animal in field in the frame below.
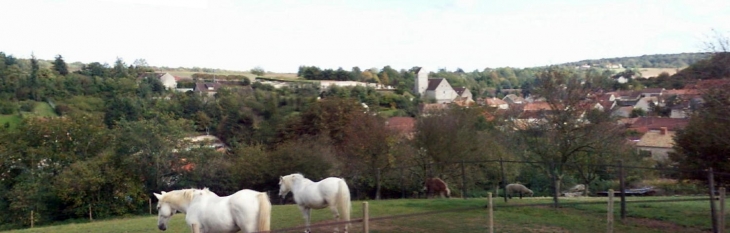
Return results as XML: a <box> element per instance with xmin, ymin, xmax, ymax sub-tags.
<box><xmin>422</xmin><ymin>177</ymin><xmax>451</xmax><ymax>198</ymax></box>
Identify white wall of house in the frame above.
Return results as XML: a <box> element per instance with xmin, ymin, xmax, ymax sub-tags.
<box><xmin>426</xmin><ymin>80</ymin><xmax>458</xmax><ymax>104</ymax></box>
<box><xmin>634</xmin><ymin>96</ymin><xmax>657</xmax><ymax>112</ymax></box>
<box><xmin>637</xmin><ymin>147</ymin><xmax>672</xmax><ymax>162</ymax></box>
<box><xmin>670</xmin><ymin>109</ymin><xmax>688</xmax><ymax>118</ymax></box>
<box><xmin>159</xmin><ymin>73</ymin><xmax>178</xmax><ymax>90</ymax></box>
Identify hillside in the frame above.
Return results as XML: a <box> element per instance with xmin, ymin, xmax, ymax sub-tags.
<box><xmin>560</xmin><ymin>53</ymin><xmax>710</xmax><ymax>69</ymax></box>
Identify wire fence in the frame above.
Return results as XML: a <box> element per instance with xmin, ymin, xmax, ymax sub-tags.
<box><xmin>260</xmin><ymin>159</ymin><xmax>730</xmax><ymax>233</ymax></box>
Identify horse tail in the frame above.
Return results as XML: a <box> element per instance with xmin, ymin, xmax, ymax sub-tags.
<box><xmin>257</xmin><ymin>192</ymin><xmax>271</xmax><ymax>232</ymax></box>
<box><xmin>336</xmin><ymin>178</ymin><xmax>352</xmax><ymax>227</ymax></box>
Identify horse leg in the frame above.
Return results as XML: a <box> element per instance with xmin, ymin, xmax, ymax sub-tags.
<box><xmin>519</xmin><ymin>192</ymin><xmax>523</xmax><ymax>199</ymax></box>
<box><xmin>191</xmin><ymin>223</ymin><xmax>201</xmax><ymax>233</ymax></box>
<box><xmin>329</xmin><ymin>204</ymin><xmax>341</xmax><ymax>233</ymax></box>
<box><xmin>299</xmin><ymin>206</ymin><xmax>312</xmax><ymax>233</ymax></box>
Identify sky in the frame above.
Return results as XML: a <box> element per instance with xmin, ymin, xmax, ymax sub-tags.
<box><xmin>1</xmin><ymin>0</ymin><xmax>729</xmax><ymax>73</ymax></box>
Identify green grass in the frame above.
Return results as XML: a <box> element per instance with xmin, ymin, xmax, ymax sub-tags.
<box><xmin>0</xmin><ymin>114</ymin><xmax>21</xmax><ymax>130</ymax></box>
<box><xmin>30</xmin><ymin>102</ymin><xmax>58</xmax><ymax>117</ymax></box>
<box><xmin>1</xmin><ymin>197</ymin><xmax>719</xmax><ymax>233</ymax></box>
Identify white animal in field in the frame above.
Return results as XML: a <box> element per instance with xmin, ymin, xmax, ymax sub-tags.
<box><xmin>505</xmin><ymin>183</ymin><xmax>534</xmax><ymax>199</ymax></box>
<box><xmin>154</xmin><ymin>188</ymin><xmax>271</xmax><ymax>233</ymax></box>
<box><xmin>279</xmin><ymin>173</ymin><xmax>352</xmax><ymax>233</ymax></box>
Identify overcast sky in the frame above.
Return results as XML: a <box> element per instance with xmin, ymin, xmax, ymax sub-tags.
<box><xmin>1</xmin><ymin>0</ymin><xmax>729</xmax><ymax>73</ymax></box>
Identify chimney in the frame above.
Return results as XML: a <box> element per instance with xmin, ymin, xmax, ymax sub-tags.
<box><xmin>660</xmin><ymin>127</ymin><xmax>668</xmax><ymax>135</ymax></box>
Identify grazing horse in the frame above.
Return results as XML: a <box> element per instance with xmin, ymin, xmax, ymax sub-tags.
<box><xmin>505</xmin><ymin>183</ymin><xmax>534</xmax><ymax>199</ymax></box>
<box><xmin>154</xmin><ymin>188</ymin><xmax>271</xmax><ymax>233</ymax></box>
<box><xmin>279</xmin><ymin>173</ymin><xmax>351</xmax><ymax>233</ymax></box>
<box><xmin>423</xmin><ymin>177</ymin><xmax>451</xmax><ymax>198</ymax></box>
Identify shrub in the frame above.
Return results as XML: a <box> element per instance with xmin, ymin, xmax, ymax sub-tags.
<box><xmin>0</xmin><ymin>101</ymin><xmax>16</xmax><ymax>114</ymax></box>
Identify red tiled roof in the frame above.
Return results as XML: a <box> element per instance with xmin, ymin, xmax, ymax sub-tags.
<box><xmin>628</xmin><ymin>117</ymin><xmax>689</xmax><ymax>131</ymax></box>
<box><xmin>386</xmin><ymin>117</ymin><xmax>415</xmax><ymax>134</ymax></box>
<box><xmin>523</xmin><ymin>102</ymin><xmax>552</xmax><ymax>111</ymax></box>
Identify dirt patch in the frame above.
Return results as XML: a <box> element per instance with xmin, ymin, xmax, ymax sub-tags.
<box><xmin>624</xmin><ymin>217</ymin><xmax>710</xmax><ymax>233</ymax></box>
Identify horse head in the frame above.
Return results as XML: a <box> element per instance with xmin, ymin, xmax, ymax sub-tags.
<box><xmin>278</xmin><ymin>175</ymin><xmax>294</xmax><ymax>198</ymax></box>
<box><xmin>153</xmin><ymin>191</ymin><xmax>175</xmax><ymax>231</ymax></box>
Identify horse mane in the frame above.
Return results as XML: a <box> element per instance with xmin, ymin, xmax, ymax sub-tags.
<box><xmin>160</xmin><ymin>188</ymin><xmax>210</xmax><ymax>204</ymax></box>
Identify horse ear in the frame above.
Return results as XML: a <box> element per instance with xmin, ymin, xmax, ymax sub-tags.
<box><xmin>154</xmin><ymin>193</ymin><xmax>163</xmax><ymax>200</ymax></box>
<box><xmin>161</xmin><ymin>191</ymin><xmax>167</xmax><ymax>195</ymax></box>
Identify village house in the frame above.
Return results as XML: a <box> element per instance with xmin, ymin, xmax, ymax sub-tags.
<box><xmin>413</xmin><ymin>68</ymin><xmax>471</xmax><ymax>104</ymax></box>
<box><xmin>483</xmin><ymin>97</ymin><xmax>509</xmax><ymax>109</ymax></box>
<box><xmin>635</xmin><ymin>127</ymin><xmax>674</xmax><ymax>162</ymax></box>
<box><xmin>138</xmin><ymin>72</ymin><xmax>178</xmax><ymax>90</ymax></box>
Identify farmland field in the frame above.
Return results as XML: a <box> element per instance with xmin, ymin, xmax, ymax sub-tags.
<box><xmin>164</xmin><ymin>70</ymin><xmax>299</xmax><ymax>80</ymax></box>
<box><xmin>2</xmin><ymin>196</ymin><xmax>722</xmax><ymax>233</ymax></box>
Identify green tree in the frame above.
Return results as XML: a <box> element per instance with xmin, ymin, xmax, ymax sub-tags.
<box><xmin>52</xmin><ymin>55</ymin><xmax>69</xmax><ymax>75</ymax></box>
<box><xmin>509</xmin><ymin>68</ymin><xmax>624</xmax><ymax>204</ymax></box>
<box><xmin>671</xmin><ymin>83</ymin><xmax>730</xmax><ymax>185</ymax></box>
<box><xmin>112</xmin><ymin>58</ymin><xmax>129</xmax><ymax>78</ymax></box>
<box><xmin>250</xmin><ymin>66</ymin><xmax>265</xmax><ymax>76</ymax></box>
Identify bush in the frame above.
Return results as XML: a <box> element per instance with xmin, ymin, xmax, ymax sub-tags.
<box><xmin>0</xmin><ymin>101</ymin><xmax>16</xmax><ymax>114</ymax></box>
<box><xmin>19</xmin><ymin>101</ymin><xmax>36</xmax><ymax>112</ymax></box>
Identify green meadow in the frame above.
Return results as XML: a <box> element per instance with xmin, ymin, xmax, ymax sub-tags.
<box><xmin>2</xmin><ymin>196</ymin><xmax>722</xmax><ymax>233</ymax></box>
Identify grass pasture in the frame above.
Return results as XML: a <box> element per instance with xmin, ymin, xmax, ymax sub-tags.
<box><xmin>2</xmin><ymin>196</ymin><xmax>721</xmax><ymax>233</ymax></box>
<box><xmin>164</xmin><ymin>70</ymin><xmax>299</xmax><ymax>80</ymax></box>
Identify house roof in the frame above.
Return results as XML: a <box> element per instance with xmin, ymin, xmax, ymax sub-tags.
<box><xmin>485</xmin><ymin>97</ymin><xmax>507</xmax><ymax>106</ymax></box>
<box><xmin>386</xmin><ymin>117</ymin><xmax>415</xmax><ymax>135</ymax></box>
<box><xmin>641</xmin><ymin>88</ymin><xmax>665</xmax><ymax>94</ymax></box>
<box><xmin>629</xmin><ymin>117</ymin><xmax>689</xmax><ymax>131</ymax></box>
<box><xmin>194</xmin><ymin>82</ymin><xmax>222</xmax><ymax>92</ymax></box>
<box><xmin>426</xmin><ymin>79</ymin><xmax>444</xmax><ymax>91</ymax></box>
<box><xmin>612</xmin><ymin>90</ymin><xmax>642</xmax><ymax>100</ymax></box>
<box><xmin>523</xmin><ymin>101</ymin><xmax>552</xmax><ymax>111</ymax></box>
<box><xmin>454</xmin><ymin>87</ymin><xmax>467</xmax><ymax>96</ymax></box>
<box><xmin>636</xmin><ymin>130</ymin><xmax>675</xmax><ymax>148</ymax></box>
<box><xmin>419</xmin><ymin>103</ymin><xmax>448</xmax><ymax>113</ymax></box>
<box><xmin>503</xmin><ymin>94</ymin><xmax>525</xmax><ymax>103</ymax></box>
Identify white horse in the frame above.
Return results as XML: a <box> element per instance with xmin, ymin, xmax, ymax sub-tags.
<box><xmin>279</xmin><ymin>173</ymin><xmax>351</xmax><ymax>233</ymax></box>
<box><xmin>153</xmin><ymin>188</ymin><xmax>271</xmax><ymax>233</ymax></box>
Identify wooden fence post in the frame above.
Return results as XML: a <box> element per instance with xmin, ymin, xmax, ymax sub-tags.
<box><xmin>488</xmin><ymin>192</ymin><xmax>494</xmax><ymax>233</ymax></box>
<box><xmin>710</xmin><ymin>168</ymin><xmax>718</xmax><ymax>233</ymax></box>
<box><xmin>149</xmin><ymin>198</ymin><xmax>152</xmax><ymax>215</ymax></box>
<box><xmin>363</xmin><ymin>202</ymin><xmax>369</xmax><ymax>233</ymax></box>
<box><xmin>30</xmin><ymin>210</ymin><xmax>34</xmax><ymax>228</ymax></box>
<box><xmin>89</xmin><ymin>205</ymin><xmax>93</xmax><ymax>221</ymax></box>
<box><xmin>607</xmin><ymin>189</ymin><xmax>614</xmax><ymax>233</ymax></box>
<box><xmin>720</xmin><ymin>187</ymin><xmax>726</xmax><ymax>233</ymax></box>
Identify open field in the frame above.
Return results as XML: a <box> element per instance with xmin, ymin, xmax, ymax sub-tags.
<box><xmin>2</xmin><ymin>196</ymin><xmax>721</xmax><ymax>233</ymax></box>
<box><xmin>608</xmin><ymin>67</ymin><xmax>685</xmax><ymax>78</ymax></box>
<box><xmin>163</xmin><ymin>70</ymin><xmax>299</xmax><ymax>80</ymax></box>
<box><xmin>0</xmin><ymin>114</ymin><xmax>21</xmax><ymax>130</ymax></box>
<box><xmin>1</xmin><ymin>101</ymin><xmax>58</xmax><ymax>130</ymax></box>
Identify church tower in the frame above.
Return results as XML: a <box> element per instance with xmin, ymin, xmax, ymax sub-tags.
<box><xmin>414</xmin><ymin>67</ymin><xmax>429</xmax><ymax>96</ymax></box>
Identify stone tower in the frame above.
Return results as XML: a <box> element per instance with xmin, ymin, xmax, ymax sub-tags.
<box><xmin>414</xmin><ymin>67</ymin><xmax>429</xmax><ymax>96</ymax></box>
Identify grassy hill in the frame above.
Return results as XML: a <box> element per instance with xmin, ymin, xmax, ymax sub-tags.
<box><xmin>0</xmin><ymin>101</ymin><xmax>58</xmax><ymax>130</ymax></box>
<box><xmin>561</xmin><ymin>53</ymin><xmax>710</xmax><ymax>69</ymax></box>
<box><xmin>2</xmin><ymin>197</ymin><xmax>716</xmax><ymax>233</ymax></box>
